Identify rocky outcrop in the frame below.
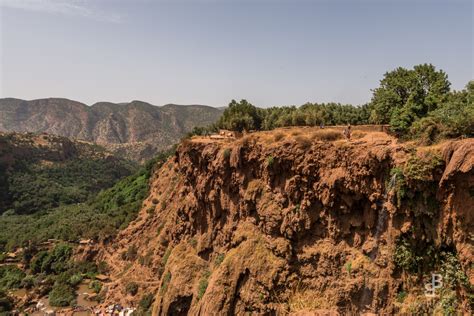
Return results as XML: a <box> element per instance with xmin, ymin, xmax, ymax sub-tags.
<box><xmin>99</xmin><ymin>130</ymin><xmax>473</xmax><ymax>314</ymax></box>
<box><xmin>0</xmin><ymin>98</ymin><xmax>223</xmax><ymax>162</ymax></box>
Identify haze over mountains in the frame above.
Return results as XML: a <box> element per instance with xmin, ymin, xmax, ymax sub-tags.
<box><xmin>0</xmin><ymin>98</ymin><xmax>223</xmax><ymax>162</ymax></box>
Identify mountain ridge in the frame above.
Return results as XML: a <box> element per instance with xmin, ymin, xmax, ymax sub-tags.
<box><xmin>0</xmin><ymin>98</ymin><xmax>223</xmax><ymax>162</ymax></box>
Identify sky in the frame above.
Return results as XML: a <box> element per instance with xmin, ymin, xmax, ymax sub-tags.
<box><xmin>0</xmin><ymin>0</ymin><xmax>472</xmax><ymax>107</ymax></box>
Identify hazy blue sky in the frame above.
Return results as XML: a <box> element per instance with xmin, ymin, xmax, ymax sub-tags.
<box><xmin>0</xmin><ymin>0</ymin><xmax>472</xmax><ymax>107</ymax></box>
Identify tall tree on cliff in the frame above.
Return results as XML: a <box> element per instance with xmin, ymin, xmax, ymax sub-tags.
<box><xmin>218</xmin><ymin>99</ymin><xmax>262</xmax><ymax>132</ymax></box>
<box><xmin>369</xmin><ymin>64</ymin><xmax>451</xmax><ymax>135</ymax></box>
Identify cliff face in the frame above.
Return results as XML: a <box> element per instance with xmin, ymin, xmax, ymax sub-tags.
<box><xmin>99</xmin><ymin>129</ymin><xmax>473</xmax><ymax>314</ymax></box>
<box><xmin>0</xmin><ymin>98</ymin><xmax>223</xmax><ymax>162</ymax></box>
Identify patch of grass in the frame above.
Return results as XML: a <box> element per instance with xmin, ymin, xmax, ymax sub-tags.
<box><xmin>396</xmin><ymin>290</ymin><xmax>407</xmax><ymax>303</ymax></box>
<box><xmin>138</xmin><ymin>293</ymin><xmax>155</xmax><ymax>312</ymax></box>
<box><xmin>351</xmin><ymin>130</ymin><xmax>367</xmax><ymax>139</ymax></box>
<box><xmin>89</xmin><ymin>280</ymin><xmax>102</xmax><ymax>294</ymax></box>
<box><xmin>273</xmin><ymin>133</ymin><xmax>285</xmax><ymax>142</ymax></box>
<box><xmin>125</xmin><ymin>281</ymin><xmax>139</xmax><ymax>296</ymax></box>
<box><xmin>161</xmin><ymin>248</ymin><xmax>171</xmax><ymax>266</ymax></box>
<box><xmin>160</xmin><ymin>271</ymin><xmax>171</xmax><ymax>295</ymax></box>
<box><xmin>156</xmin><ymin>223</ymin><xmax>164</xmax><ymax>236</ymax></box>
<box><xmin>345</xmin><ymin>262</ymin><xmax>352</xmax><ymax>275</ymax></box>
<box><xmin>214</xmin><ymin>253</ymin><xmax>225</xmax><ymax>267</ymax></box>
<box><xmin>311</xmin><ymin>130</ymin><xmax>342</xmax><ymax>141</ymax></box>
<box><xmin>189</xmin><ymin>238</ymin><xmax>197</xmax><ymax>249</ymax></box>
<box><xmin>223</xmin><ymin>148</ymin><xmax>231</xmax><ymax>159</ymax></box>
<box><xmin>266</xmin><ymin>155</ymin><xmax>274</xmax><ymax>167</ymax></box>
<box><xmin>121</xmin><ymin>244</ymin><xmax>138</xmax><ymax>261</ymax></box>
<box><xmin>294</xmin><ymin>136</ymin><xmax>312</xmax><ymax>150</ymax></box>
<box><xmin>197</xmin><ymin>270</ymin><xmax>211</xmax><ymax>300</ymax></box>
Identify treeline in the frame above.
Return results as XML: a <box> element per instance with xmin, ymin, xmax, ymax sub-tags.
<box><xmin>191</xmin><ymin>64</ymin><xmax>473</xmax><ymax>143</ymax></box>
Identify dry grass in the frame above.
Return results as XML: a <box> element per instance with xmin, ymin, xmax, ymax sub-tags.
<box><xmin>294</xmin><ymin>135</ymin><xmax>312</xmax><ymax>150</ymax></box>
<box><xmin>288</xmin><ymin>284</ymin><xmax>333</xmax><ymax>312</ymax></box>
<box><xmin>351</xmin><ymin>130</ymin><xmax>367</xmax><ymax>139</ymax></box>
<box><xmin>291</xmin><ymin>130</ymin><xmax>301</xmax><ymax>136</ymax></box>
<box><xmin>311</xmin><ymin>129</ymin><xmax>343</xmax><ymax>141</ymax></box>
<box><xmin>273</xmin><ymin>132</ymin><xmax>285</xmax><ymax>142</ymax></box>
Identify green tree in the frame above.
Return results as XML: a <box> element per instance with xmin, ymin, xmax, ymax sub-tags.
<box><xmin>370</xmin><ymin>64</ymin><xmax>450</xmax><ymax>135</ymax></box>
<box><xmin>218</xmin><ymin>99</ymin><xmax>262</xmax><ymax>132</ymax></box>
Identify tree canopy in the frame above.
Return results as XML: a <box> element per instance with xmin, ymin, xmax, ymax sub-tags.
<box><xmin>369</xmin><ymin>64</ymin><xmax>451</xmax><ymax>135</ymax></box>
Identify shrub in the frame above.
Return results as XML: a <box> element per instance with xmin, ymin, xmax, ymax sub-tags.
<box><xmin>266</xmin><ymin>156</ymin><xmax>274</xmax><ymax>167</ymax></box>
<box><xmin>160</xmin><ymin>271</ymin><xmax>171</xmax><ymax>295</ymax></box>
<box><xmin>161</xmin><ymin>248</ymin><xmax>171</xmax><ymax>266</ymax></box>
<box><xmin>345</xmin><ymin>262</ymin><xmax>352</xmax><ymax>275</ymax></box>
<box><xmin>393</xmin><ymin>237</ymin><xmax>417</xmax><ymax>273</ymax></box>
<box><xmin>68</xmin><ymin>274</ymin><xmax>82</xmax><ymax>287</ymax></box>
<box><xmin>396</xmin><ymin>290</ymin><xmax>407</xmax><ymax>303</ymax></box>
<box><xmin>125</xmin><ymin>281</ymin><xmax>139</xmax><ymax>296</ymax></box>
<box><xmin>122</xmin><ymin>244</ymin><xmax>138</xmax><ymax>261</ymax></box>
<box><xmin>0</xmin><ymin>290</ymin><xmax>13</xmax><ymax>312</ymax></box>
<box><xmin>49</xmin><ymin>282</ymin><xmax>75</xmax><ymax>307</ymax></box>
<box><xmin>294</xmin><ymin>136</ymin><xmax>311</xmax><ymax>150</ymax></box>
<box><xmin>89</xmin><ymin>280</ymin><xmax>102</xmax><ymax>294</ymax></box>
<box><xmin>439</xmin><ymin>251</ymin><xmax>469</xmax><ymax>287</ymax></box>
<box><xmin>214</xmin><ymin>253</ymin><xmax>225</xmax><ymax>267</ymax></box>
<box><xmin>0</xmin><ymin>265</ymin><xmax>25</xmax><ymax>289</ymax></box>
<box><xmin>197</xmin><ymin>270</ymin><xmax>211</xmax><ymax>300</ymax></box>
<box><xmin>389</xmin><ymin>167</ymin><xmax>407</xmax><ymax>207</ymax></box>
<box><xmin>439</xmin><ymin>291</ymin><xmax>458</xmax><ymax>315</ymax></box>
<box><xmin>146</xmin><ymin>207</ymin><xmax>155</xmax><ymax>215</ymax></box>
<box><xmin>189</xmin><ymin>238</ymin><xmax>197</xmax><ymax>248</ymax></box>
<box><xmin>139</xmin><ymin>293</ymin><xmax>155</xmax><ymax>310</ymax></box>
<box><xmin>273</xmin><ymin>133</ymin><xmax>285</xmax><ymax>142</ymax></box>
<box><xmin>97</xmin><ymin>261</ymin><xmax>109</xmax><ymax>274</ymax></box>
<box><xmin>223</xmin><ymin>148</ymin><xmax>231</xmax><ymax>159</ymax></box>
<box><xmin>403</xmin><ymin>152</ymin><xmax>444</xmax><ymax>182</ymax></box>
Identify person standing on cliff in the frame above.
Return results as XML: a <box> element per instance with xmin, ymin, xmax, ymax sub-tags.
<box><xmin>343</xmin><ymin>124</ymin><xmax>351</xmax><ymax>140</ymax></box>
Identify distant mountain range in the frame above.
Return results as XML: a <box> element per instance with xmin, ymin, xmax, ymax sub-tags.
<box><xmin>0</xmin><ymin>98</ymin><xmax>223</xmax><ymax>161</ymax></box>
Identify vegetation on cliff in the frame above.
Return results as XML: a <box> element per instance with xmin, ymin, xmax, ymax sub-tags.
<box><xmin>193</xmin><ymin>64</ymin><xmax>473</xmax><ymax>144</ymax></box>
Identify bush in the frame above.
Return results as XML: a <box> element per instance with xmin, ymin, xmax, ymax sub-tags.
<box><xmin>122</xmin><ymin>244</ymin><xmax>138</xmax><ymax>261</ymax></box>
<box><xmin>197</xmin><ymin>270</ymin><xmax>211</xmax><ymax>300</ymax></box>
<box><xmin>139</xmin><ymin>293</ymin><xmax>155</xmax><ymax>310</ymax></box>
<box><xmin>125</xmin><ymin>281</ymin><xmax>139</xmax><ymax>296</ymax></box>
<box><xmin>266</xmin><ymin>156</ymin><xmax>274</xmax><ymax>167</ymax></box>
<box><xmin>0</xmin><ymin>265</ymin><xmax>25</xmax><ymax>290</ymax></box>
<box><xmin>214</xmin><ymin>254</ymin><xmax>225</xmax><ymax>267</ymax></box>
<box><xmin>161</xmin><ymin>248</ymin><xmax>171</xmax><ymax>266</ymax></box>
<box><xmin>393</xmin><ymin>237</ymin><xmax>418</xmax><ymax>273</ymax></box>
<box><xmin>273</xmin><ymin>133</ymin><xmax>285</xmax><ymax>142</ymax></box>
<box><xmin>294</xmin><ymin>136</ymin><xmax>311</xmax><ymax>150</ymax></box>
<box><xmin>403</xmin><ymin>152</ymin><xmax>443</xmax><ymax>182</ymax></box>
<box><xmin>68</xmin><ymin>274</ymin><xmax>83</xmax><ymax>287</ymax></box>
<box><xmin>0</xmin><ymin>290</ymin><xmax>13</xmax><ymax>312</ymax></box>
<box><xmin>223</xmin><ymin>148</ymin><xmax>231</xmax><ymax>159</ymax></box>
<box><xmin>89</xmin><ymin>280</ymin><xmax>102</xmax><ymax>294</ymax></box>
<box><xmin>49</xmin><ymin>282</ymin><xmax>75</xmax><ymax>307</ymax></box>
<box><xmin>160</xmin><ymin>272</ymin><xmax>171</xmax><ymax>295</ymax></box>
